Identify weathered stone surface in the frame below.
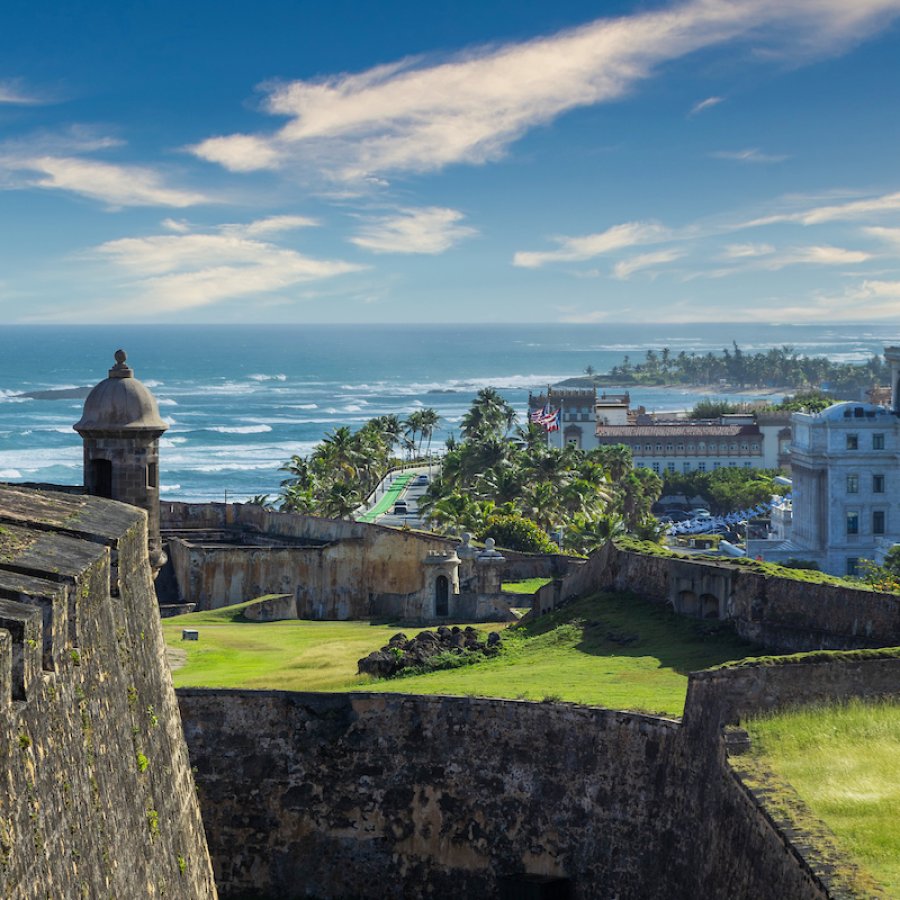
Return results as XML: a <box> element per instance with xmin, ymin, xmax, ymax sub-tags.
<box><xmin>0</xmin><ymin>485</ymin><xmax>216</xmax><ymax>899</ymax></box>
<box><xmin>179</xmin><ymin>653</ymin><xmax>899</xmax><ymax>900</ymax></box>
<box><xmin>556</xmin><ymin>542</ymin><xmax>900</xmax><ymax>651</ymax></box>
<box><xmin>241</xmin><ymin>593</ymin><xmax>298</xmax><ymax>621</ymax></box>
<box><xmin>357</xmin><ymin>625</ymin><xmax>500</xmax><ymax>677</ymax></box>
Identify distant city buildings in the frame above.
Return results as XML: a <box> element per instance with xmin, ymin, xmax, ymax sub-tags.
<box><xmin>751</xmin><ymin>346</ymin><xmax>900</xmax><ymax>576</ymax></box>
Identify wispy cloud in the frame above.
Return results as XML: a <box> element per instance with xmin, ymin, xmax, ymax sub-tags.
<box><xmin>613</xmin><ymin>248</ymin><xmax>685</xmax><ymax>279</ymax></box>
<box><xmin>711</xmin><ymin>148</ymin><xmax>789</xmax><ymax>163</ymax></box>
<box><xmin>743</xmin><ymin>190</ymin><xmax>900</xmax><ymax>227</ymax></box>
<box><xmin>513</xmin><ymin>221</ymin><xmax>670</xmax><ymax>268</ymax></box>
<box><xmin>722</xmin><ymin>242</ymin><xmax>775</xmax><ymax>258</ymax></box>
<box><xmin>2</xmin><ymin>155</ymin><xmax>210</xmax><ymax>208</ymax></box>
<box><xmin>689</xmin><ymin>95</ymin><xmax>723</xmax><ymax>115</ymax></box>
<box><xmin>0</xmin><ymin>78</ymin><xmax>47</xmax><ymax>105</ymax></box>
<box><xmin>190</xmin><ymin>0</ymin><xmax>900</xmax><ymax>182</ymax></box>
<box><xmin>92</xmin><ymin>219</ymin><xmax>363</xmax><ymax>313</ymax></box>
<box><xmin>349</xmin><ymin>207</ymin><xmax>476</xmax><ymax>254</ymax></box>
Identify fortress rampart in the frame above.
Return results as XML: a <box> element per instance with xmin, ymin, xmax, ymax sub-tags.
<box><xmin>0</xmin><ymin>484</ymin><xmax>216</xmax><ymax>899</ymax></box>
<box><xmin>543</xmin><ymin>541</ymin><xmax>900</xmax><ymax>651</ymax></box>
<box><xmin>177</xmin><ymin>652</ymin><xmax>900</xmax><ymax>900</ymax></box>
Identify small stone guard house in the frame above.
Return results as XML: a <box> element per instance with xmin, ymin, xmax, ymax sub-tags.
<box><xmin>74</xmin><ymin>349</ymin><xmax>168</xmax><ymax>571</ymax></box>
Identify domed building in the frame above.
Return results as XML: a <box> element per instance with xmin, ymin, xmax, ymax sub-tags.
<box><xmin>74</xmin><ymin>350</ymin><xmax>168</xmax><ymax>569</ymax></box>
<box><xmin>753</xmin><ymin>349</ymin><xmax>900</xmax><ymax>576</ymax></box>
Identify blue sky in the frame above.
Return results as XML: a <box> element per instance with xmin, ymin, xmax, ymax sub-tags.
<box><xmin>3</xmin><ymin>0</ymin><xmax>900</xmax><ymax>325</ymax></box>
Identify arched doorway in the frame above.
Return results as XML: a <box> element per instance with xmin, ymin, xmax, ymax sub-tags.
<box><xmin>677</xmin><ymin>589</ymin><xmax>698</xmax><ymax>616</ymax></box>
<box><xmin>699</xmin><ymin>593</ymin><xmax>720</xmax><ymax>619</ymax></box>
<box><xmin>435</xmin><ymin>576</ymin><xmax>449</xmax><ymax>617</ymax></box>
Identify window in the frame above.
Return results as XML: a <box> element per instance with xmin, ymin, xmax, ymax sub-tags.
<box><xmin>743</xmin><ymin>462</ymin><xmax>752</xmax><ymax>468</ymax></box>
<box><xmin>846</xmin><ymin>558</ymin><xmax>860</xmax><ymax>576</ymax></box>
<box><xmin>687</xmin><ymin>444</ymin><xmax>695</xmax><ymax>452</ymax></box>
<box><xmin>683</xmin><ymin>462</ymin><xmax>691</xmax><ymax>473</ymax></box>
<box><xmin>846</xmin><ymin>474</ymin><xmax>859</xmax><ymax>494</ymax></box>
<box><xmin>698</xmin><ymin>462</ymin><xmax>706</xmax><ymax>473</ymax></box>
<box><xmin>846</xmin><ymin>511</ymin><xmax>859</xmax><ymax>535</ymax></box>
<box><xmin>740</xmin><ymin>442</ymin><xmax>748</xmax><ymax>451</ymax></box>
<box><xmin>656</xmin><ymin>443</ymin><xmax>663</xmax><ymax>452</ymax></box>
<box><xmin>147</xmin><ymin>461</ymin><xmax>158</xmax><ymax>489</ymax></box>
<box><xmin>645</xmin><ymin>443</ymin><xmax>652</xmax><ymax>451</ymax></box>
<box><xmin>652</xmin><ymin>462</ymin><xmax>660</xmax><ymax>474</ymax></box>
<box><xmin>666</xmin><ymin>443</ymin><xmax>674</xmax><ymax>451</ymax></box>
<box><xmin>873</xmin><ymin>510</ymin><xmax>886</xmax><ymax>535</ymax></box>
<box><xmin>728</xmin><ymin>461</ymin><xmax>737</xmax><ymax>467</ymax></box>
<box><xmin>667</xmin><ymin>462</ymin><xmax>675</xmax><ymax>473</ymax></box>
<box><xmin>751</xmin><ymin>443</ymin><xmax>760</xmax><ymax>452</ymax></box>
<box><xmin>873</xmin><ymin>433</ymin><xmax>885</xmax><ymax>450</ymax></box>
<box><xmin>713</xmin><ymin>461</ymin><xmax>721</xmax><ymax>470</ymax></box>
<box><xmin>846</xmin><ymin>434</ymin><xmax>858</xmax><ymax>450</ymax></box>
<box><xmin>677</xmin><ymin>444</ymin><xmax>684</xmax><ymax>451</ymax></box>
<box><xmin>873</xmin><ymin>474</ymin><xmax>885</xmax><ymax>493</ymax></box>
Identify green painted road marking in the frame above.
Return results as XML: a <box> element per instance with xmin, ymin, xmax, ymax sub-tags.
<box><xmin>357</xmin><ymin>472</ymin><xmax>414</xmax><ymax>523</ymax></box>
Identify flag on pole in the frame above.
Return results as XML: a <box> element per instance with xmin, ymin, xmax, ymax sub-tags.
<box><xmin>546</xmin><ymin>408</ymin><xmax>561</xmax><ymax>432</ymax></box>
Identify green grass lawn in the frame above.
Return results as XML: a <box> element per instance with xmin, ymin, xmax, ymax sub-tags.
<box><xmin>164</xmin><ymin>591</ymin><xmax>757</xmax><ymax>715</ymax></box>
<box><xmin>502</xmin><ymin>577</ymin><xmax>552</xmax><ymax>594</ymax></box>
<box><xmin>743</xmin><ymin>700</ymin><xmax>900</xmax><ymax>895</ymax></box>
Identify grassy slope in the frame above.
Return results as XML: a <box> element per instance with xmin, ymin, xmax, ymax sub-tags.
<box><xmin>164</xmin><ymin>592</ymin><xmax>757</xmax><ymax>715</ymax></box>
<box><xmin>744</xmin><ymin>700</ymin><xmax>900</xmax><ymax>895</ymax></box>
<box><xmin>502</xmin><ymin>577</ymin><xmax>552</xmax><ymax>594</ymax></box>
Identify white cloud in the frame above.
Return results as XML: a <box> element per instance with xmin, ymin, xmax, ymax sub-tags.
<box><xmin>92</xmin><ymin>226</ymin><xmax>362</xmax><ymax>313</ymax></box>
<box><xmin>762</xmin><ymin>279</ymin><xmax>900</xmax><ymax>322</ymax></box>
<box><xmin>162</xmin><ymin>218</ymin><xmax>191</xmax><ymax>233</ymax></box>
<box><xmin>711</xmin><ymin>148</ymin><xmax>789</xmax><ymax>163</ymax></box>
<box><xmin>723</xmin><ymin>243</ymin><xmax>775</xmax><ymax>258</ymax></box>
<box><xmin>236</xmin><ymin>215</ymin><xmax>319</xmax><ymax>236</ymax></box>
<box><xmin>744</xmin><ymin>190</ymin><xmax>900</xmax><ymax>227</ymax></box>
<box><xmin>863</xmin><ymin>226</ymin><xmax>900</xmax><ymax>247</ymax></box>
<box><xmin>613</xmin><ymin>248</ymin><xmax>685</xmax><ymax>279</ymax></box>
<box><xmin>759</xmin><ymin>245</ymin><xmax>871</xmax><ymax>269</ymax></box>
<box><xmin>513</xmin><ymin>221</ymin><xmax>669</xmax><ymax>268</ymax></box>
<box><xmin>349</xmin><ymin>207</ymin><xmax>476</xmax><ymax>254</ymax></box>
<box><xmin>689</xmin><ymin>96</ymin><xmax>723</xmax><ymax>115</ymax></box>
<box><xmin>16</xmin><ymin>156</ymin><xmax>210</xmax><ymax>208</ymax></box>
<box><xmin>191</xmin><ymin>0</ymin><xmax>900</xmax><ymax>181</ymax></box>
<box><xmin>0</xmin><ymin>79</ymin><xmax>45</xmax><ymax>105</ymax></box>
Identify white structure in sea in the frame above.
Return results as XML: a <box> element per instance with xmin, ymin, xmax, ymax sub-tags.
<box><xmin>751</xmin><ymin>346</ymin><xmax>900</xmax><ymax>576</ymax></box>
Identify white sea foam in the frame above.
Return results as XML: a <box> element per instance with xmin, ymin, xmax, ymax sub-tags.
<box><xmin>287</xmin><ymin>404</ymin><xmax>318</xmax><ymax>410</ymax></box>
<box><xmin>160</xmin><ymin>484</ymin><xmax>181</xmax><ymax>493</ymax></box>
<box><xmin>157</xmin><ymin>398</ymin><xmax>178</xmax><ymax>406</ymax></box>
<box><xmin>142</xmin><ymin>380</ymin><xmax>164</xmax><ymax>388</ymax></box>
<box><xmin>249</xmin><ymin>373</ymin><xmax>288</xmax><ymax>382</ymax></box>
<box><xmin>0</xmin><ymin>469</ymin><xmax>22</xmax><ymax>478</ymax></box>
<box><xmin>206</xmin><ymin>425</ymin><xmax>273</xmax><ymax>435</ymax></box>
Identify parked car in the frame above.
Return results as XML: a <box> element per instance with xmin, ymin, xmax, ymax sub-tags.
<box><xmin>668</xmin><ymin>510</ymin><xmax>691</xmax><ymax>522</ymax></box>
<box><xmin>393</xmin><ymin>501</ymin><xmax>409</xmax><ymax>515</ymax></box>
<box><xmin>690</xmin><ymin>508</ymin><xmax>712</xmax><ymax>518</ymax></box>
<box><xmin>414</xmin><ymin>474</ymin><xmax>429</xmax><ymax>486</ymax></box>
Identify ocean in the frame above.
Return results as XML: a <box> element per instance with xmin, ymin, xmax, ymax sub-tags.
<box><xmin>0</xmin><ymin>322</ymin><xmax>896</xmax><ymax>502</ymax></box>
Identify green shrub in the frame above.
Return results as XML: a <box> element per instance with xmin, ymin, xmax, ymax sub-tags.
<box><xmin>479</xmin><ymin>515</ymin><xmax>557</xmax><ymax>554</ymax></box>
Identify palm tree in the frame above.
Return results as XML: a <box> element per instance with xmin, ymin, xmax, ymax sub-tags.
<box><xmin>418</xmin><ymin>408</ymin><xmax>440</xmax><ymax>457</ymax></box>
<box><xmin>461</xmin><ymin>387</ymin><xmax>515</xmax><ymax>441</ymax></box>
<box><xmin>319</xmin><ymin>481</ymin><xmax>361</xmax><ymax>519</ymax></box>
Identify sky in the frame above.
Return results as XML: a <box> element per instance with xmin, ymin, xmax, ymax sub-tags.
<box><xmin>3</xmin><ymin>0</ymin><xmax>900</xmax><ymax>325</ymax></box>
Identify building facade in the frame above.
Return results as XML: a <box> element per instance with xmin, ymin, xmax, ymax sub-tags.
<box><xmin>595</xmin><ymin>416</ymin><xmax>767</xmax><ymax>476</ymax></box>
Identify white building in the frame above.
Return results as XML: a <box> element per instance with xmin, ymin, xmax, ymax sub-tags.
<box><xmin>751</xmin><ymin>346</ymin><xmax>900</xmax><ymax>576</ymax></box>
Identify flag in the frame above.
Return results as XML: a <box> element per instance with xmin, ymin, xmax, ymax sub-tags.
<box><xmin>530</xmin><ymin>402</ymin><xmax>551</xmax><ymax>424</ymax></box>
<box><xmin>546</xmin><ymin>408</ymin><xmax>561</xmax><ymax>432</ymax></box>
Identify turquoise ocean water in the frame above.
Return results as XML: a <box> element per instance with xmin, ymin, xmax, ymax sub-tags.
<box><xmin>0</xmin><ymin>323</ymin><xmax>895</xmax><ymax>502</ymax></box>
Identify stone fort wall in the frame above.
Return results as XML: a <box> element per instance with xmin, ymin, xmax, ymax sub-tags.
<box><xmin>0</xmin><ymin>485</ymin><xmax>216</xmax><ymax>899</ymax></box>
<box><xmin>177</xmin><ymin>653</ymin><xmax>899</xmax><ymax>900</ymax></box>
<box><xmin>547</xmin><ymin>541</ymin><xmax>900</xmax><ymax>651</ymax></box>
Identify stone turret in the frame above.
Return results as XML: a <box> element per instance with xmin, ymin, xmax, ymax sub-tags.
<box><xmin>74</xmin><ymin>350</ymin><xmax>168</xmax><ymax>569</ymax></box>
